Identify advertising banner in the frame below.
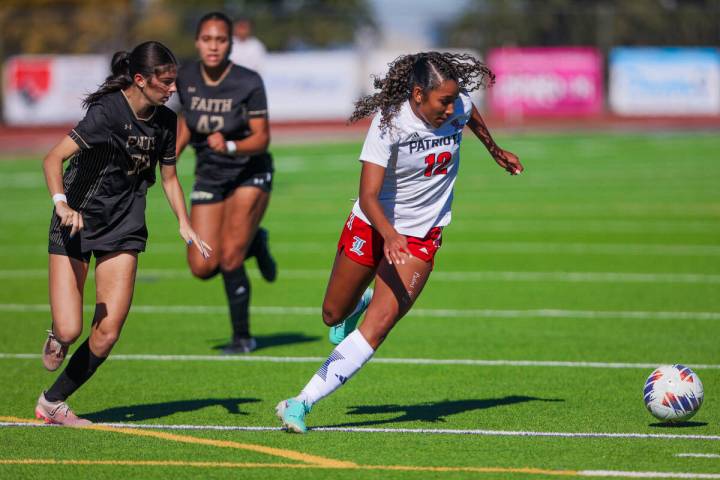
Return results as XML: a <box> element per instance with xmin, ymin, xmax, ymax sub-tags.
<box><xmin>487</xmin><ymin>47</ymin><xmax>603</xmax><ymax>118</ymax></box>
<box><xmin>3</xmin><ymin>55</ymin><xmax>108</xmax><ymax>125</ymax></box>
<box><xmin>609</xmin><ymin>47</ymin><xmax>720</xmax><ymax>116</ymax></box>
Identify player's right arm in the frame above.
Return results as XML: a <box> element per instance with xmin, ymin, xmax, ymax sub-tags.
<box><xmin>42</xmin><ymin>135</ymin><xmax>83</xmax><ymax>237</ymax></box>
<box><xmin>358</xmin><ymin>162</ymin><xmax>409</xmax><ymax>266</ymax></box>
<box><xmin>357</xmin><ymin>114</ymin><xmax>409</xmax><ymax>265</ymax></box>
<box><xmin>175</xmin><ymin>114</ymin><xmax>191</xmax><ymax>158</ymax></box>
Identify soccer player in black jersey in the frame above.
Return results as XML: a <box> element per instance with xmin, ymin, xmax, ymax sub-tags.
<box><xmin>176</xmin><ymin>12</ymin><xmax>276</xmax><ymax>354</ymax></box>
<box><xmin>36</xmin><ymin>41</ymin><xmax>210</xmax><ymax>426</ymax></box>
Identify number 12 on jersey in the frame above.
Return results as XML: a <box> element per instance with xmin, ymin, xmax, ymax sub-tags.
<box><xmin>424</xmin><ymin>152</ymin><xmax>452</xmax><ymax>177</ymax></box>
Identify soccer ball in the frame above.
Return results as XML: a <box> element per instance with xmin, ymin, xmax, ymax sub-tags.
<box><xmin>643</xmin><ymin>364</ymin><xmax>704</xmax><ymax>422</ymax></box>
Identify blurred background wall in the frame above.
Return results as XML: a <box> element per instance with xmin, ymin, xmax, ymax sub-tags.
<box><xmin>1</xmin><ymin>0</ymin><xmax>719</xmax><ymax>126</ymax></box>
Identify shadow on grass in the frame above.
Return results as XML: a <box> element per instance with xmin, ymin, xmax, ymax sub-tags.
<box><xmin>84</xmin><ymin>397</ymin><xmax>260</xmax><ymax>422</ymax></box>
<box><xmin>649</xmin><ymin>421</ymin><xmax>708</xmax><ymax>428</ymax></box>
<box><xmin>211</xmin><ymin>332</ymin><xmax>320</xmax><ymax>352</ymax></box>
<box><xmin>322</xmin><ymin>396</ymin><xmax>564</xmax><ymax>428</ymax></box>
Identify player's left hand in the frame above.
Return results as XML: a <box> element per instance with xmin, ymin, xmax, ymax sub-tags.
<box><xmin>493</xmin><ymin>149</ymin><xmax>523</xmax><ymax>175</ymax></box>
<box><xmin>207</xmin><ymin>132</ymin><xmax>227</xmax><ymax>154</ymax></box>
<box><xmin>180</xmin><ymin>225</ymin><xmax>212</xmax><ymax>259</ymax></box>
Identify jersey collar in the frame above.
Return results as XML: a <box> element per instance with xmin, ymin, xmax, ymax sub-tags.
<box><xmin>120</xmin><ymin>90</ymin><xmax>156</xmax><ymax>122</ymax></box>
<box><xmin>200</xmin><ymin>61</ymin><xmax>233</xmax><ymax>87</ymax></box>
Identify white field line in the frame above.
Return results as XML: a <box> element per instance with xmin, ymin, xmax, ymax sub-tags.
<box><xmin>3</xmin><ymin>241</ymin><xmax>720</xmax><ymax>256</ymax></box>
<box><xmin>675</xmin><ymin>454</ymin><xmax>720</xmax><ymax>459</ymax></box>
<box><xmin>2</xmin><ymin>303</ymin><xmax>720</xmax><ymax>322</ymax></box>
<box><xmin>1</xmin><ymin>421</ymin><xmax>719</xmax><ymax>443</ymax></box>
<box><xmin>1</xmin><ymin>352</ymin><xmax>719</xmax><ymax>370</ymax></box>
<box><xmin>1</xmin><ymin>268</ymin><xmax>720</xmax><ymax>284</ymax></box>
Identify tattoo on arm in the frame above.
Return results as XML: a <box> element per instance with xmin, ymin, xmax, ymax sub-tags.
<box><xmin>468</xmin><ymin>106</ymin><xmax>501</xmax><ymax>157</ymax></box>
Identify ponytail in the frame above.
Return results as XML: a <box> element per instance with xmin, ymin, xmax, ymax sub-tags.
<box><xmin>83</xmin><ymin>51</ymin><xmax>133</xmax><ymax>108</ymax></box>
<box><xmin>83</xmin><ymin>41</ymin><xmax>177</xmax><ymax>108</ymax></box>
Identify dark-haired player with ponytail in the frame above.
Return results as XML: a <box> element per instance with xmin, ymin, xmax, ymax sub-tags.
<box><xmin>276</xmin><ymin>52</ymin><xmax>523</xmax><ymax>433</ymax></box>
<box><xmin>176</xmin><ymin>12</ymin><xmax>276</xmax><ymax>354</ymax></box>
<box><xmin>36</xmin><ymin>41</ymin><xmax>210</xmax><ymax>426</ymax></box>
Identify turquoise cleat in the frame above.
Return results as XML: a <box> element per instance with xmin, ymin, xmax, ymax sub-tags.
<box><xmin>328</xmin><ymin>287</ymin><xmax>373</xmax><ymax>345</ymax></box>
<box><xmin>276</xmin><ymin>398</ymin><xmax>311</xmax><ymax>433</ymax></box>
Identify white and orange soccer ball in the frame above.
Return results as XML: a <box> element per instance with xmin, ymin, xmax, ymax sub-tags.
<box><xmin>643</xmin><ymin>364</ymin><xmax>704</xmax><ymax>422</ymax></box>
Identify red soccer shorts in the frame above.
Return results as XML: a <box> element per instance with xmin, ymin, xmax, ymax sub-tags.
<box><xmin>337</xmin><ymin>213</ymin><xmax>443</xmax><ymax>268</ymax></box>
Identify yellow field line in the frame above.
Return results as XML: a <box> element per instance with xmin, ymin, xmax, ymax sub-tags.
<box><xmin>0</xmin><ymin>417</ymin><xmax>580</xmax><ymax>476</ymax></box>
<box><xmin>87</xmin><ymin>424</ymin><xmax>356</xmax><ymax>468</ymax></box>
<box><xmin>0</xmin><ymin>458</ymin><xmax>581</xmax><ymax>476</ymax></box>
<box><xmin>0</xmin><ymin>460</ymin><xmax>311</xmax><ymax>469</ymax></box>
<box><xmin>0</xmin><ymin>416</ymin><xmax>43</xmax><ymax>425</ymax></box>
<box><xmin>0</xmin><ymin>416</ymin><xmax>354</xmax><ymax>468</ymax></box>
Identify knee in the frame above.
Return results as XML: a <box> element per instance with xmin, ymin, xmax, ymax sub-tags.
<box><xmin>220</xmin><ymin>251</ymin><xmax>247</xmax><ymax>272</ymax></box>
<box><xmin>321</xmin><ymin>306</ymin><xmax>341</xmax><ymax>327</ymax></box>
<box><xmin>188</xmin><ymin>257</ymin><xmax>219</xmax><ymax>280</ymax></box>
<box><xmin>90</xmin><ymin>328</ymin><xmax>120</xmax><ymax>355</ymax></box>
<box><xmin>53</xmin><ymin>324</ymin><xmax>82</xmax><ymax>345</ymax></box>
<box><xmin>321</xmin><ymin>300</ymin><xmax>350</xmax><ymax>327</ymax></box>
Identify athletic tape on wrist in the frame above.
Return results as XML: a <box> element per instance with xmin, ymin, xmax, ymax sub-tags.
<box><xmin>52</xmin><ymin>193</ymin><xmax>67</xmax><ymax>205</ymax></box>
<box><xmin>226</xmin><ymin>141</ymin><xmax>237</xmax><ymax>154</ymax></box>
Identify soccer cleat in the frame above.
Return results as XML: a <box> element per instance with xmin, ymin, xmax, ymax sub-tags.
<box><xmin>252</xmin><ymin>228</ymin><xmax>277</xmax><ymax>283</ymax></box>
<box><xmin>221</xmin><ymin>336</ymin><xmax>257</xmax><ymax>355</ymax></box>
<box><xmin>42</xmin><ymin>330</ymin><xmax>69</xmax><ymax>372</ymax></box>
<box><xmin>275</xmin><ymin>398</ymin><xmax>311</xmax><ymax>433</ymax></box>
<box><xmin>35</xmin><ymin>392</ymin><xmax>91</xmax><ymax>427</ymax></box>
<box><xmin>329</xmin><ymin>287</ymin><xmax>373</xmax><ymax>345</ymax></box>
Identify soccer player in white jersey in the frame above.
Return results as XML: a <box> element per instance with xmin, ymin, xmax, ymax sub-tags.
<box><xmin>276</xmin><ymin>52</ymin><xmax>523</xmax><ymax>433</ymax></box>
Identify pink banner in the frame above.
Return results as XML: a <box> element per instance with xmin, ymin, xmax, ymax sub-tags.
<box><xmin>487</xmin><ymin>47</ymin><xmax>603</xmax><ymax>118</ymax></box>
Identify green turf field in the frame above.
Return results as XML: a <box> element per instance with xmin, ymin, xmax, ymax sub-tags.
<box><xmin>1</xmin><ymin>131</ymin><xmax>718</xmax><ymax>479</ymax></box>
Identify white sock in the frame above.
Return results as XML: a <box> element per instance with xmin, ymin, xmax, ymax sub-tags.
<box><xmin>296</xmin><ymin>329</ymin><xmax>375</xmax><ymax>406</ymax></box>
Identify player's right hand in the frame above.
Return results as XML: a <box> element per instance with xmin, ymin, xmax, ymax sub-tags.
<box><xmin>55</xmin><ymin>202</ymin><xmax>84</xmax><ymax>238</ymax></box>
<box><xmin>207</xmin><ymin>132</ymin><xmax>227</xmax><ymax>153</ymax></box>
<box><xmin>383</xmin><ymin>231</ymin><xmax>410</xmax><ymax>266</ymax></box>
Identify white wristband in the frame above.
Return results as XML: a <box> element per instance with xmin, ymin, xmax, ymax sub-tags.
<box><xmin>52</xmin><ymin>193</ymin><xmax>67</xmax><ymax>205</ymax></box>
<box><xmin>225</xmin><ymin>140</ymin><xmax>237</xmax><ymax>154</ymax></box>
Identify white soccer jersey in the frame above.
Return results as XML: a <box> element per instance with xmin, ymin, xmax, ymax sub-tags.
<box><xmin>351</xmin><ymin>91</ymin><xmax>473</xmax><ymax>238</ymax></box>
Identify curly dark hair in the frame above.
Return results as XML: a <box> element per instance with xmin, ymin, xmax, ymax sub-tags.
<box><xmin>349</xmin><ymin>51</ymin><xmax>494</xmax><ymax>133</ymax></box>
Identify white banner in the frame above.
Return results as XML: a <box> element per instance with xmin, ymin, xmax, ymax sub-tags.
<box><xmin>263</xmin><ymin>51</ymin><xmax>361</xmax><ymax>121</ymax></box>
<box><xmin>4</xmin><ymin>50</ymin><xmax>489</xmax><ymax>125</ymax></box>
<box><xmin>610</xmin><ymin>48</ymin><xmax>720</xmax><ymax>116</ymax></box>
<box><xmin>3</xmin><ymin>55</ymin><xmax>109</xmax><ymax>125</ymax></box>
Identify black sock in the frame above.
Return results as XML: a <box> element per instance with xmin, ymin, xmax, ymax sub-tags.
<box><xmin>222</xmin><ymin>265</ymin><xmax>251</xmax><ymax>339</ymax></box>
<box><xmin>246</xmin><ymin>229</ymin><xmax>263</xmax><ymax>260</ymax></box>
<box><xmin>44</xmin><ymin>339</ymin><xmax>106</xmax><ymax>402</ymax></box>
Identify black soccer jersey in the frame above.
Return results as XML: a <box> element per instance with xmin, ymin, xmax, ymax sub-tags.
<box><xmin>49</xmin><ymin>90</ymin><xmax>177</xmax><ymax>253</ymax></box>
<box><xmin>176</xmin><ymin>61</ymin><xmax>268</xmax><ymax>180</ymax></box>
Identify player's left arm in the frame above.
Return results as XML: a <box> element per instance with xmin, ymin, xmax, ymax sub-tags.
<box><xmin>159</xmin><ymin>164</ymin><xmax>211</xmax><ymax>258</ymax></box>
<box><xmin>207</xmin><ymin>116</ymin><xmax>269</xmax><ymax>156</ymax></box>
<box><xmin>467</xmin><ymin>104</ymin><xmax>523</xmax><ymax>175</ymax></box>
<box><xmin>207</xmin><ymin>76</ymin><xmax>271</xmax><ymax>156</ymax></box>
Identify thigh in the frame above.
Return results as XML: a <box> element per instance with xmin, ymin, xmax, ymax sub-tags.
<box><xmin>221</xmin><ymin>186</ymin><xmax>270</xmax><ymax>257</ymax></box>
<box><xmin>48</xmin><ymin>253</ymin><xmax>89</xmax><ymax>334</ymax></box>
<box><xmin>323</xmin><ymin>250</ymin><xmax>377</xmax><ymax>320</ymax></box>
<box><xmin>359</xmin><ymin>255</ymin><xmax>433</xmax><ymax>348</ymax></box>
<box><xmin>188</xmin><ymin>202</ymin><xmax>224</xmax><ymax>272</ymax></box>
<box><xmin>91</xmin><ymin>251</ymin><xmax>138</xmax><ymax>334</ymax></box>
